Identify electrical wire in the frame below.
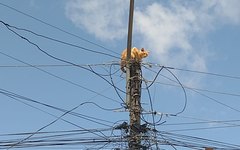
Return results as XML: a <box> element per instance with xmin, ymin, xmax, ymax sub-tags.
<box><xmin>1</xmin><ymin>9</ymin><xmax>240</xmax><ymax>148</ymax></box>
<box><xmin>109</xmin><ymin>63</ymin><xmax>126</xmax><ymax>106</ymax></box>
<box><xmin>146</xmin><ymin>66</ymin><xmax>164</xmax><ymax>88</ymax></box>
<box><xmin>6</xmin><ymin>103</ymin><xmax>87</xmax><ymax>149</ymax></box>
<box><xmin>145</xmin><ymin>80</ymin><xmax>240</xmax><ymax>98</ymax></box>
<box><xmin>0</xmin><ymin>20</ymin><xmax>119</xmax><ymax>59</ymax></box>
<box><xmin>0</xmin><ymin>22</ymin><xmax>126</xmax><ymax>96</ymax></box>
<box><xmin>0</xmin><ymin>62</ymin><xmax>120</xmax><ymax>68</ymax></box>
<box><xmin>143</xmin><ymin>65</ymin><xmax>188</xmax><ymax>116</ymax></box>
<box><xmin>158</xmin><ymin>131</ymin><xmax>240</xmax><ymax>149</ymax></box>
<box><xmin>0</xmin><ymin>50</ymin><xmax>121</xmax><ymax>104</ymax></box>
<box><xmin>0</xmin><ymin>88</ymin><xmax>119</xmax><ymax>128</ymax></box>
<box><xmin>144</xmin><ymin>65</ymin><xmax>240</xmax><ymax>115</ymax></box>
<box><xmin>0</xmin><ymin>2</ymin><xmax>120</xmax><ymax>56</ymax></box>
<box><xmin>162</xmin><ymin>119</ymin><xmax>240</xmax><ymax>127</ymax></box>
<box><xmin>144</xmin><ymin>63</ymin><xmax>240</xmax><ymax>80</ymax></box>
<box><xmin>161</xmin><ymin>67</ymin><xmax>188</xmax><ymax>115</ymax></box>
<box><xmin>142</xmin><ymin>80</ymin><xmax>159</xmax><ymax>149</ymax></box>
<box><xmin>166</xmin><ymin>124</ymin><xmax>240</xmax><ymax>132</ymax></box>
<box><xmin>0</xmin><ymin>89</ymin><xmax>113</xmax><ymax>139</ymax></box>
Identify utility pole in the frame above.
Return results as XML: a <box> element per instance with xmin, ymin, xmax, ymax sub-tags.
<box><xmin>126</xmin><ymin>0</ymin><xmax>142</xmax><ymax>149</ymax></box>
<box><xmin>205</xmin><ymin>148</ymin><xmax>214</xmax><ymax>150</ymax></box>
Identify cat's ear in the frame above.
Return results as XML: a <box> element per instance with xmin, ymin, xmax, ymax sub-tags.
<box><xmin>141</xmin><ymin>48</ymin><xmax>144</xmax><ymax>52</ymax></box>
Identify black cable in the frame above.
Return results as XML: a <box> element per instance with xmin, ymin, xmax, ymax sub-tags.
<box><xmin>0</xmin><ymin>20</ymin><xmax>119</xmax><ymax>59</ymax></box>
<box><xmin>162</xmin><ymin>119</ymin><xmax>240</xmax><ymax>126</ymax></box>
<box><xmin>0</xmin><ymin>50</ymin><xmax>121</xmax><ymax>104</ymax></box>
<box><xmin>6</xmin><ymin>103</ymin><xmax>85</xmax><ymax>149</ymax></box>
<box><xmin>0</xmin><ymin>62</ymin><xmax>120</xmax><ymax>68</ymax></box>
<box><xmin>0</xmin><ymin>88</ymin><xmax>116</xmax><ymax>127</ymax></box>
<box><xmin>146</xmin><ymin>66</ymin><xmax>164</xmax><ymax>88</ymax></box>
<box><xmin>154</xmin><ymin>129</ymin><xmax>178</xmax><ymax>150</ymax></box>
<box><xmin>162</xmin><ymin>67</ymin><xmax>188</xmax><ymax>116</ymax></box>
<box><xmin>77</xmin><ymin>101</ymin><xmax>122</xmax><ymax>111</ymax></box>
<box><xmin>143</xmin><ymin>65</ymin><xmax>188</xmax><ymax>116</ymax></box>
<box><xmin>167</xmin><ymin>124</ymin><xmax>240</xmax><ymax>132</ymax></box>
<box><xmin>0</xmin><ymin>2</ymin><xmax>120</xmax><ymax>56</ymax></box>
<box><xmin>147</xmin><ymin>80</ymin><xmax>240</xmax><ymax>98</ymax></box>
<box><xmin>144</xmin><ymin>63</ymin><xmax>240</xmax><ymax>80</ymax></box>
<box><xmin>109</xmin><ymin>63</ymin><xmax>126</xmax><ymax>106</ymax></box>
<box><xmin>0</xmin><ymin>88</ymin><xmax>115</xmax><ymax>135</ymax></box>
<box><xmin>192</xmin><ymin>89</ymin><xmax>240</xmax><ymax>113</ymax></box>
<box><xmin>88</xmin><ymin>64</ymin><xmax>121</xmax><ymax>77</ymax></box>
<box><xmin>0</xmin><ymin>128</ymin><xmax>111</xmax><ymax>137</ymax></box>
<box><xmin>158</xmin><ymin>131</ymin><xmax>240</xmax><ymax>149</ymax></box>
<box><xmin>144</xmin><ymin>65</ymin><xmax>240</xmax><ymax>115</ymax></box>
<box><xmin>142</xmin><ymin>80</ymin><xmax>159</xmax><ymax>149</ymax></box>
<box><xmin>0</xmin><ymin>21</ymin><xmax>126</xmax><ymax>94</ymax></box>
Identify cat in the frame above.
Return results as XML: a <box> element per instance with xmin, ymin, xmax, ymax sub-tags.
<box><xmin>120</xmin><ymin>47</ymin><xmax>149</xmax><ymax>73</ymax></box>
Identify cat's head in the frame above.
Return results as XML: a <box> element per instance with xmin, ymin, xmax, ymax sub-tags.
<box><xmin>139</xmin><ymin>48</ymin><xmax>149</xmax><ymax>58</ymax></box>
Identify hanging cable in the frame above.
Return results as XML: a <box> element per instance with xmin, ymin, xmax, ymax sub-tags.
<box><xmin>0</xmin><ymin>20</ymin><xmax>119</xmax><ymax>59</ymax></box>
<box><xmin>0</xmin><ymin>2</ymin><xmax>120</xmax><ymax>56</ymax></box>
<box><xmin>0</xmin><ymin>20</ymin><xmax>126</xmax><ymax>95</ymax></box>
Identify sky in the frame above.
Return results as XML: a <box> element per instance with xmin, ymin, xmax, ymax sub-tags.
<box><xmin>0</xmin><ymin>0</ymin><xmax>240</xmax><ymax>149</ymax></box>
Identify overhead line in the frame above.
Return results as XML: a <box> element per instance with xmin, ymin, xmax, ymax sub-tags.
<box><xmin>0</xmin><ymin>50</ymin><xmax>121</xmax><ymax>104</ymax></box>
<box><xmin>0</xmin><ymin>22</ymin><xmax>126</xmax><ymax>95</ymax></box>
<box><xmin>0</xmin><ymin>20</ymin><xmax>119</xmax><ymax>59</ymax></box>
<box><xmin>144</xmin><ymin>66</ymin><xmax>240</xmax><ymax>114</ymax></box>
<box><xmin>0</xmin><ymin>2</ymin><xmax>120</xmax><ymax>56</ymax></box>
<box><xmin>167</xmin><ymin>124</ymin><xmax>240</xmax><ymax>132</ymax></box>
<box><xmin>144</xmin><ymin>63</ymin><xmax>240</xmax><ymax>80</ymax></box>
<box><xmin>160</xmin><ymin>131</ymin><xmax>240</xmax><ymax>149</ymax></box>
<box><xmin>145</xmin><ymin>80</ymin><xmax>240</xmax><ymax>98</ymax></box>
<box><xmin>0</xmin><ymin>62</ymin><xmax>120</xmax><ymax>68</ymax></box>
<box><xmin>0</xmin><ymin>88</ymin><xmax>114</xmax><ymax>128</ymax></box>
<box><xmin>162</xmin><ymin>119</ymin><xmax>240</xmax><ymax>126</ymax></box>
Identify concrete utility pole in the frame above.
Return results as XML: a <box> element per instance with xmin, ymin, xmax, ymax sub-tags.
<box><xmin>126</xmin><ymin>0</ymin><xmax>142</xmax><ymax>149</ymax></box>
<box><xmin>205</xmin><ymin>148</ymin><xmax>214</xmax><ymax>150</ymax></box>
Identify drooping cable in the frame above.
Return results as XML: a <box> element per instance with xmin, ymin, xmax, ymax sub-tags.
<box><xmin>0</xmin><ymin>20</ymin><xmax>126</xmax><ymax>95</ymax></box>
<box><xmin>0</xmin><ymin>20</ymin><xmax>119</xmax><ymax>59</ymax></box>
<box><xmin>0</xmin><ymin>2</ymin><xmax>120</xmax><ymax>56</ymax></box>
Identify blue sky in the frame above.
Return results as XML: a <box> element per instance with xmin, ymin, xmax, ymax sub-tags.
<box><xmin>1</xmin><ymin>0</ymin><xmax>240</xmax><ymax>149</ymax></box>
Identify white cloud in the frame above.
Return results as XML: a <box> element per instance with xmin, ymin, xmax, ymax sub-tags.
<box><xmin>134</xmin><ymin>2</ymin><xmax>207</xmax><ymax>71</ymax></box>
<box><xmin>134</xmin><ymin>0</ymin><xmax>240</xmax><ymax>72</ymax></box>
<box><xmin>65</xmin><ymin>0</ymin><xmax>128</xmax><ymax>41</ymax></box>
<box><xmin>65</xmin><ymin>0</ymin><xmax>240</xmax><ymax>72</ymax></box>
<box><xmin>204</xmin><ymin>0</ymin><xmax>240</xmax><ymax>25</ymax></box>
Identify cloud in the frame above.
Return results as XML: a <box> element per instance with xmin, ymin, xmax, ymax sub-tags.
<box><xmin>205</xmin><ymin>0</ymin><xmax>240</xmax><ymax>24</ymax></box>
<box><xmin>65</xmin><ymin>0</ymin><xmax>128</xmax><ymax>41</ymax></box>
<box><xmin>65</xmin><ymin>0</ymin><xmax>240</xmax><ymax>72</ymax></box>
<box><xmin>134</xmin><ymin>2</ymin><xmax>206</xmax><ymax>71</ymax></box>
<box><xmin>134</xmin><ymin>0</ymin><xmax>240</xmax><ymax>71</ymax></box>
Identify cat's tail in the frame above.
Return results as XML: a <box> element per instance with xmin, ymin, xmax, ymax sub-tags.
<box><xmin>120</xmin><ymin>59</ymin><xmax>126</xmax><ymax>73</ymax></box>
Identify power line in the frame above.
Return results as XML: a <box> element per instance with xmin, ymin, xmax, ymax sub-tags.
<box><xmin>0</xmin><ymin>62</ymin><xmax>120</xmax><ymax>68</ymax></box>
<box><xmin>162</xmin><ymin>119</ymin><xmax>240</xmax><ymax>126</ymax></box>
<box><xmin>0</xmin><ymin>21</ymin><xmax>126</xmax><ymax>95</ymax></box>
<box><xmin>1</xmin><ymin>61</ymin><xmax>240</xmax><ymax>98</ymax></box>
<box><xmin>0</xmin><ymin>88</ymin><xmax>115</xmax><ymax>128</ymax></box>
<box><xmin>2</xmin><ymin>62</ymin><xmax>240</xmax><ymax>98</ymax></box>
<box><xmin>158</xmin><ymin>131</ymin><xmax>240</xmax><ymax>149</ymax></box>
<box><xmin>6</xmin><ymin>104</ymin><xmax>83</xmax><ymax>149</ymax></box>
<box><xmin>0</xmin><ymin>2</ymin><xmax>120</xmax><ymax>56</ymax></box>
<box><xmin>144</xmin><ymin>63</ymin><xmax>240</xmax><ymax>80</ymax></box>
<box><xmin>167</xmin><ymin>124</ymin><xmax>240</xmax><ymax>132</ymax></box>
<box><xmin>146</xmin><ymin>80</ymin><xmax>240</xmax><ymax>98</ymax></box>
<box><xmin>0</xmin><ymin>50</ymin><xmax>121</xmax><ymax>104</ymax></box>
<box><xmin>0</xmin><ymin>20</ymin><xmax>119</xmax><ymax>59</ymax></box>
<box><xmin>0</xmin><ymin>88</ymin><xmax>127</xmax><ymax>150</ymax></box>
<box><xmin>144</xmin><ymin>66</ymin><xmax>240</xmax><ymax>114</ymax></box>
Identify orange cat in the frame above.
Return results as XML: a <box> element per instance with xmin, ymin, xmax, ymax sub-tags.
<box><xmin>120</xmin><ymin>47</ymin><xmax>149</xmax><ymax>73</ymax></box>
